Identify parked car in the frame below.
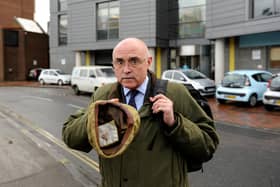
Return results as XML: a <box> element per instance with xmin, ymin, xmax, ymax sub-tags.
<box><xmin>161</xmin><ymin>69</ymin><xmax>216</xmax><ymax>96</ymax></box>
<box><xmin>27</xmin><ymin>68</ymin><xmax>44</xmax><ymax>81</ymax></box>
<box><xmin>216</xmin><ymin>70</ymin><xmax>273</xmax><ymax>107</ymax></box>
<box><xmin>38</xmin><ymin>69</ymin><xmax>71</xmax><ymax>86</ymax></box>
<box><xmin>262</xmin><ymin>74</ymin><xmax>280</xmax><ymax>111</ymax></box>
<box><xmin>71</xmin><ymin>66</ymin><xmax>117</xmax><ymax>95</ymax></box>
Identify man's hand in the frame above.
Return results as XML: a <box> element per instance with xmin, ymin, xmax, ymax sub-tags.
<box><xmin>150</xmin><ymin>94</ymin><xmax>175</xmax><ymax>126</ymax></box>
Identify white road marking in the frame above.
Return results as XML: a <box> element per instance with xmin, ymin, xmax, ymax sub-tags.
<box><xmin>21</xmin><ymin>96</ymin><xmax>53</xmax><ymax>102</ymax></box>
<box><xmin>67</xmin><ymin>104</ymin><xmax>84</xmax><ymax>110</ymax></box>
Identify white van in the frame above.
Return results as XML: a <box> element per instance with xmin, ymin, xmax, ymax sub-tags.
<box><xmin>71</xmin><ymin>66</ymin><xmax>117</xmax><ymax>95</ymax></box>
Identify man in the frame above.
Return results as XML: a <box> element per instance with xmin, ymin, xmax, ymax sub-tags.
<box><xmin>63</xmin><ymin>38</ymin><xmax>219</xmax><ymax>187</ymax></box>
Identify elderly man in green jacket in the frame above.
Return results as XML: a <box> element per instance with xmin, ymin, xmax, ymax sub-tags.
<box><xmin>62</xmin><ymin>38</ymin><xmax>219</xmax><ymax>187</ymax></box>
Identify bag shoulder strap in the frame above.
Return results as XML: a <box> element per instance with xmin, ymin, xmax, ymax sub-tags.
<box><xmin>153</xmin><ymin>79</ymin><xmax>168</xmax><ymax>96</ymax></box>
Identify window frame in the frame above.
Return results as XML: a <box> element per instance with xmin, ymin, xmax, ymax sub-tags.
<box><xmin>177</xmin><ymin>1</ymin><xmax>206</xmax><ymax>39</ymax></box>
<box><xmin>58</xmin><ymin>0</ymin><xmax>67</xmax><ymax>12</ymax></box>
<box><xmin>58</xmin><ymin>14</ymin><xmax>68</xmax><ymax>46</ymax></box>
<box><xmin>96</xmin><ymin>1</ymin><xmax>120</xmax><ymax>40</ymax></box>
<box><xmin>250</xmin><ymin>0</ymin><xmax>280</xmax><ymax>19</ymax></box>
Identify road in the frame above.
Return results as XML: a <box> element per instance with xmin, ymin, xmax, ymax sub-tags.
<box><xmin>0</xmin><ymin>86</ymin><xmax>279</xmax><ymax>187</ymax></box>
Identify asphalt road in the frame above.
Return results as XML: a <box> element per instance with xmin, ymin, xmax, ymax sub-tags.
<box><xmin>0</xmin><ymin>86</ymin><xmax>279</xmax><ymax>187</ymax></box>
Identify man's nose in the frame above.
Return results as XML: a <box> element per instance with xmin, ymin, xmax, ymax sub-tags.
<box><xmin>123</xmin><ymin>62</ymin><xmax>132</xmax><ymax>72</ymax></box>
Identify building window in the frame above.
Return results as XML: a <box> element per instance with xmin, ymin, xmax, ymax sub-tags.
<box><xmin>97</xmin><ymin>1</ymin><xmax>119</xmax><ymax>40</ymax></box>
<box><xmin>178</xmin><ymin>0</ymin><xmax>206</xmax><ymax>39</ymax></box>
<box><xmin>251</xmin><ymin>0</ymin><xmax>280</xmax><ymax>18</ymax></box>
<box><xmin>4</xmin><ymin>30</ymin><xmax>19</xmax><ymax>47</ymax></box>
<box><xmin>270</xmin><ymin>47</ymin><xmax>280</xmax><ymax>68</ymax></box>
<box><xmin>58</xmin><ymin>14</ymin><xmax>67</xmax><ymax>45</ymax></box>
<box><xmin>58</xmin><ymin>0</ymin><xmax>67</xmax><ymax>11</ymax></box>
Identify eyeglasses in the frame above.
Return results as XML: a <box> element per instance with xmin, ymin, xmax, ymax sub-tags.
<box><xmin>112</xmin><ymin>57</ymin><xmax>146</xmax><ymax>69</ymax></box>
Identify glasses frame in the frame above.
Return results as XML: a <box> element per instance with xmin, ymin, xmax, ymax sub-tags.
<box><xmin>112</xmin><ymin>57</ymin><xmax>146</xmax><ymax>69</ymax></box>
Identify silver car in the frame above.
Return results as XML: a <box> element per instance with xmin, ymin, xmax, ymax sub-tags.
<box><xmin>263</xmin><ymin>75</ymin><xmax>280</xmax><ymax>110</ymax></box>
<box><xmin>38</xmin><ymin>69</ymin><xmax>71</xmax><ymax>86</ymax></box>
<box><xmin>161</xmin><ymin>69</ymin><xmax>216</xmax><ymax>96</ymax></box>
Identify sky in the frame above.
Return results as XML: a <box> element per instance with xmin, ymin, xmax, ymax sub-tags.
<box><xmin>34</xmin><ymin>0</ymin><xmax>50</xmax><ymax>32</ymax></box>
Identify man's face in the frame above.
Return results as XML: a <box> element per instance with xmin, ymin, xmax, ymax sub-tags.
<box><xmin>112</xmin><ymin>39</ymin><xmax>152</xmax><ymax>89</ymax></box>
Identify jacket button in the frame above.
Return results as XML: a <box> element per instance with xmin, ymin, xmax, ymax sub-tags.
<box><xmin>123</xmin><ymin>178</ymin><xmax>128</xmax><ymax>182</ymax></box>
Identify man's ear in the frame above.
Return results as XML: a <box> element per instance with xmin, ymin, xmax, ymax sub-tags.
<box><xmin>147</xmin><ymin>56</ymin><xmax>152</xmax><ymax>66</ymax></box>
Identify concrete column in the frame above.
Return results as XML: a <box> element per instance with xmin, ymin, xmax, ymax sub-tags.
<box><xmin>215</xmin><ymin>39</ymin><xmax>225</xmax><ymax>84</ymax></box>
<box><xmin>75</xmin><ymin>52</ymin><xmax>81</xmax><ymax>66</ymax></box>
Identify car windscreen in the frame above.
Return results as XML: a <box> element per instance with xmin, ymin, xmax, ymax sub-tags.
<box><xmin>222</xmin><ymin>73</ymin><xmax>246</xmax><ymax>88</ymax></box>
<box><xmin>96</xmin><ymin>68</ymin><xmax>115</xmax><ymax>77</ymax></box>
<box><xmin>270</xmin><ymin>76</ymin><xmax>280</xmax><ymax>91</ymax></box>
<box><xmin>183</xmin><ymin>70</ymin><xmax>207</xmax><ymax>79</ymax></box>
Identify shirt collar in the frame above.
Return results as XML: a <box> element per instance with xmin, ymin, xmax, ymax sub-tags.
<box><xmin>123</xmin><ymin>76</ymin><xmax>149</xmax><ymax>96</ymax></box>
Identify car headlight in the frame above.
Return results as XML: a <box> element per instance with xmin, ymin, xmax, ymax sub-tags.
<box><xmin>192</xmin><ymin>82</ymin><xmax>203</xmax><ymax>89</ymax></box>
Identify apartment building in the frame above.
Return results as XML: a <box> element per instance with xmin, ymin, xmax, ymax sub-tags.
<box><xmin>206</xmin><ymin>0</ymin><xmax>280</xmax><ymax>83</ymax></box>
<box><xmin>49</xmin><ymin>0</ymin><xmax>212</xmax><ymax>78</ymax></box>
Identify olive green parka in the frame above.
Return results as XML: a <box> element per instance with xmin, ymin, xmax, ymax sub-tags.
<box><xmin>62</xmin><ymin>72</ymin><xmax>219</xmax><ymax>187</ymax></box>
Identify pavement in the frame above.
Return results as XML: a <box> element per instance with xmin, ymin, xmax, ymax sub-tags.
<box><xmin>0</xmin><ymin>111</ymin><xmax>85</xmax><ymax>187</ymax></box>
<box><xmin>0</xmin><ymin>81</ymin><xmax>279</xmax><ymax>186</ymax></box>
<box><xmin>0</xmin><ymin>81</ymin><xmax>98</xmax><ymax>187</ymax></box>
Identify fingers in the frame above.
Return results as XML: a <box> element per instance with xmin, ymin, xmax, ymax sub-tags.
<box><xmin>150</xmin><ymin>94</ymin><xmax>173</xmax><ymax>114</ymax></box>
<box><xmin>150</xmin><ymin>94</ymin><xmax>175</xmax><ymax>126</ymax></box>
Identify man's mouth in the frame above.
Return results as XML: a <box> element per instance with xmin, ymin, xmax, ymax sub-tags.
<box><xmin>121</xmin><ymin>77</ymin><xmax>134</xmax><ymax>80</ymax></box>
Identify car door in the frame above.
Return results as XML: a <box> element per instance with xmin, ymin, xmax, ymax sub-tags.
<box><xmin>44</xmin><ymin>70</ymin><xmax>52</xmax><ymax>83</ymax></box>
<box><xmin>172</xmin><ymin>71</ymin><xmax>188</xmax><ymax>85</ymax></box>
<box><xmin>86</xmin><ymin>69</ymin><xmax>96</xmax><ymax>92</ymax></box>
<box><xmin>78</xmin><ymin>69</ymin><xmax>89</xmax><ymax>92</ymax></box>
<box><xmin>252</xmin><ymin>73</ymin><xmax>272</xmax><ymax>100</ymax></box>
<box><xmin>49</xmin><ymin>70</ymin><xmax>58</xmax><ymax>84</ymax></box>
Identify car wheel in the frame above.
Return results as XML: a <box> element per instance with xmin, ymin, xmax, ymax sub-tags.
<box><xmin>248</xmin><ymin>95</ymin><xmax>257</xmax><ymax>107</ymax></box>
<box><xmin>39</xmin><ymin>79</ymin><xmax>45</xmax><ymax>85</ymax></box>
<box><xmin>217</xmin><ymin>99</ymin><xmax>226</xmax><ymax>104</ymax></box>
<box><xmin>264</xmin><ymin>104</ymin><xmax>273</xmax><ymax>111</ymax></box>
<box><xmin>73</xmin><ymin>86</ymin><xmax>80</xmax><ymax>95</ymax></box>
<box><xmin>58</xmin><ymin>80</ymin><xmax>63</xmax><ymax>86</ymax></box>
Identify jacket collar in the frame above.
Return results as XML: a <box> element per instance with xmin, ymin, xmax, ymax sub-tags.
<box><xmin>107</xmin><ymin>70</ymin><xmax>157</xmax><ymax>117</ymax></box>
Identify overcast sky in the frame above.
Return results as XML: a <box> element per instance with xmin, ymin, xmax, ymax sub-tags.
<box><xmin>34</xmin><ymin>0</ymin><xmax>50</xmax><ymax>32</ymax></box>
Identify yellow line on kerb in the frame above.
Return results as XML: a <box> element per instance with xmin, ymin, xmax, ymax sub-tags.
<box><xmin>5</xmin><ymin>108</ymin><xmax>100</xmax><ymax>172</ymax></box>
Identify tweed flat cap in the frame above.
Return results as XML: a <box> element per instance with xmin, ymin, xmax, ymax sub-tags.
<box><xmin>87</xmin><ymin>100</ymin><xmax>140</xmax><ymax>158</ymax></box>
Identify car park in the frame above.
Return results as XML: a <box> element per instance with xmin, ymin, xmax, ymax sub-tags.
<box><xmin>216</xmin><ymin>70</ymin><xmax>273</xmax><ymax>107</ymax></box>
<box><xmin>161</xmin><ymin>69</ymin><xmax>216</xmax><ymax>96</ymax></box>
<box><xmin>71</xmin><ymin>66</ymin><xmax>117</xmax><ymax>95</ymax></box>
<box><xmin>262</xmin><ymin>75</ymin><xmax>280</xmax><ymax>111</ymax></box>
<box><xmin>38</xmin><ymin>69</ymin><xmax>71</xmax><ymax>86</ymax></box>
<box><xmin>27</xmin><ymin>68</ymin><xmax>44</xmax><ymax>81</ymax></box>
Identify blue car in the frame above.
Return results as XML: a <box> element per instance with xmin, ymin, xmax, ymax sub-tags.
<box><xmin>216</xmin><ymin>70</ymin><xmax>272</xmax><ymax>106</ymax></box>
